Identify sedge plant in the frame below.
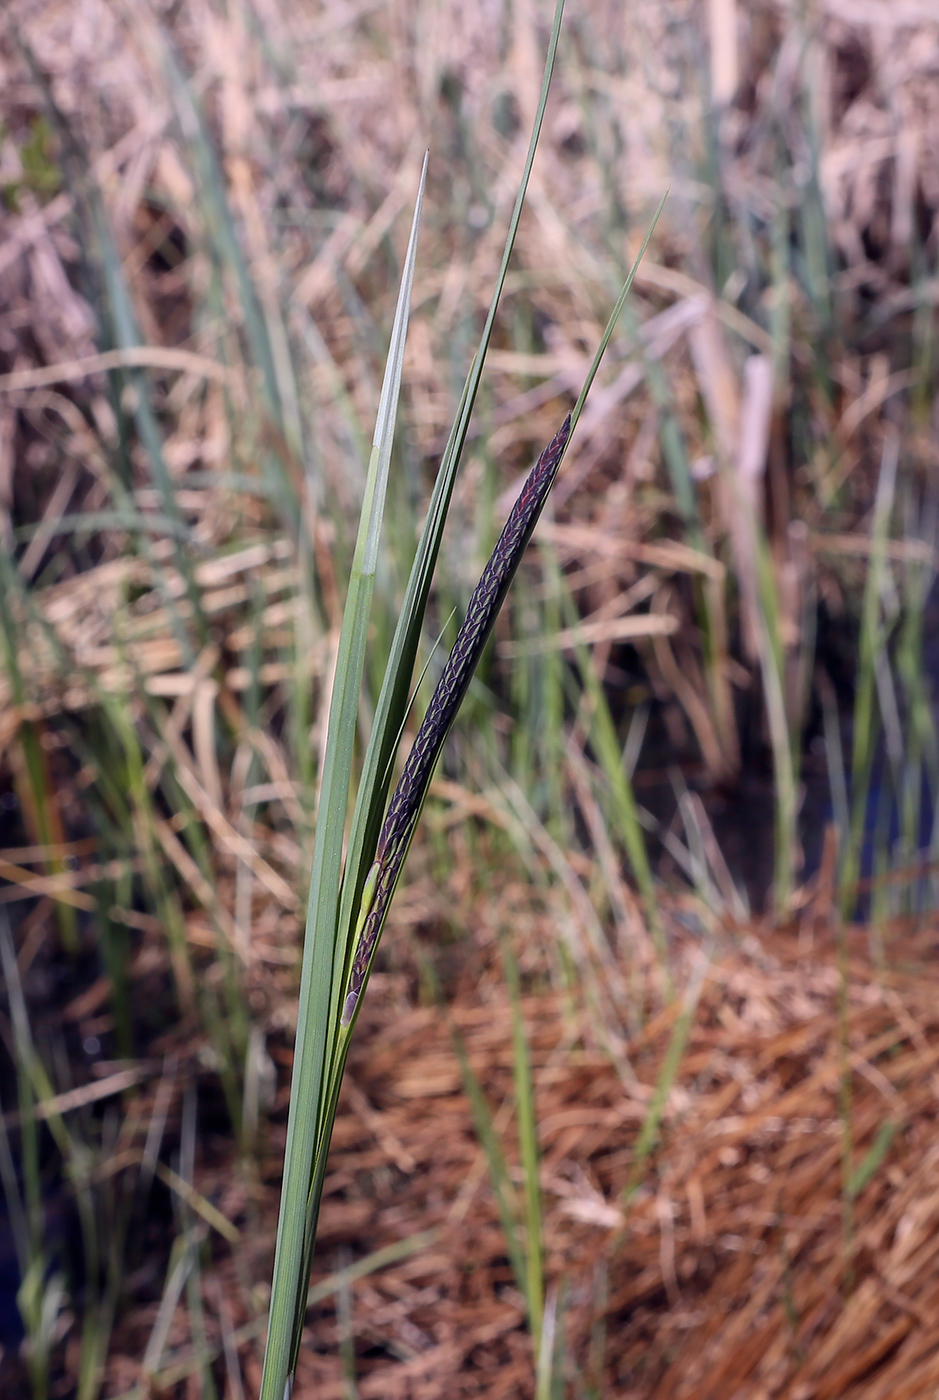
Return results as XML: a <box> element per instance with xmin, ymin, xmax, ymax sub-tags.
<box><xmin>259</xmin><ymin>7</ymin><xmax>665</xmax><ymax>1394</ymax></box>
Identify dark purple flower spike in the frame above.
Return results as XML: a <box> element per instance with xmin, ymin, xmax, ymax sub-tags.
<box><xmin>341</xmin><ymin>412</ymin><xmax>572</xmax><ymax>1025</ymax></box>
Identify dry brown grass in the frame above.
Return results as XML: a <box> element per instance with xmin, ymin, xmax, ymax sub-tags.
<box><xmin>99</xmin><ymin>886</ymin><xmax>939</xmax><ymax>1398</ymax></box>
<box><xmin>2</xmin><ymin>0</ymin><xmax>939</xmax><ymax>1395</ymax></box>
<box><xmin>295</xmin><ymin>908</ymin><xmax>939</xmax><ymax>1400</ymax></box>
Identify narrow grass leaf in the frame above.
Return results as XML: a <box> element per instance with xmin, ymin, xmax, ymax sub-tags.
<box><xmin>506</xmin><ymin>946</ymin><xmax>545</xmax><ymax>1353</ymax></box>
<box><xmin>451</xmin><ymin>1030</ymin><xmax>528</xmax><ymax>1302</ymax></box>
<box><xmin>259</xmin><ymin>157</ymin><xmax>427</xmax><ymax>1400</ymax></box>
<box><xmin>840</xmin><ymin>430</ymin><xmax>899</xmax><ymax>915</ymax></box>
<box><xmin>751</xmin><ymin>519</ymin><xmax>799</xmax><ymax>908</ymax></box>
<box><xmin>623</xmin><ymin>960</ymin><xmax>708</xmax><ymax>1200</ymax></box>
<box><xmin>848</xmin><ymin>1120</ymin><xmax>899</xmax><ymax>1200</ymax></box>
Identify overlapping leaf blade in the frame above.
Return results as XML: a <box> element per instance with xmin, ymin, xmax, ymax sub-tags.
<box><xmin>259</xmin><ymin>156</ymin><xmax>427</xmax><ymax>1400</ymax></box>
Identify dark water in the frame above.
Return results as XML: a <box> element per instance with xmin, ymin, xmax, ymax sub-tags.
<box><xmin>627</xmin><ymin>590</ymin><xmax>939</xmax><ymax>917</ymax></box>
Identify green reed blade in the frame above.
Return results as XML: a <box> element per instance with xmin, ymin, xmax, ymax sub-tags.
<box><xmin>259</xmin><ymin>156</ymin><xmax>427</xmax><ymax>1400</ymax></box>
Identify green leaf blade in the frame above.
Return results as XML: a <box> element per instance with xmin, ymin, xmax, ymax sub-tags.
<box><xmin>259</xmin><ymin>154</ymin><xmax>428</xmax><ymax>1400</ymax></box>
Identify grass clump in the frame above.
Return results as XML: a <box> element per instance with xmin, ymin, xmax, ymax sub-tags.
<box><xmin>1</xmin><ymin>0</ymin><xmax>939</xmax><ymax>1395</ymax></box>
<box><xmin>261</xmin><ymin>7</ymin><xmax>665</xmax><ymax>1385</ymax></box>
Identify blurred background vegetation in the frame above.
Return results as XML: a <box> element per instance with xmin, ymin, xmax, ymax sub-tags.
<box><xmin>1</xmin><ymin>0</ymin><xmax>938</xmax><ymax>1395</ymax></box>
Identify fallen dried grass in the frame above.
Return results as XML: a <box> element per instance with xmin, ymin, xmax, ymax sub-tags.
<box><xmin>104</xmin><ymin>896</ymin><xmax>939</xmax><ymax>1398</ymax></box>
<box><xmin>327</xmin><ymin>920</ymin><xmax>939</xmax><ymax>1398</ymax></box>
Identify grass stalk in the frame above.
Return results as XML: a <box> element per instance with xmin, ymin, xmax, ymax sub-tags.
<box><xmin>505</xmin><ymin>945</ymin><xmax>545</xmax><ymax>1355</ymax></box>
<box><xmin>623</xmin><ymin>959</ymin><xmax>708</xmax><ymax>1202</ymax></box>
<box><xmin>751</xmin><ymin>519</ymin><xmax>800</xmax><ymax>911</ymax></box>
<box><xmin>452</xmin><ymin>1029</ymin><xmax>530</xmax><ymax>1305</ymax></box>
<box><xmin>261</xmin><ymin>35</ymin><xmax>663</xmax><ymax>1391</ymax></box>
<box><xmin>563</xmin><ymin>588</ymin><xmax>662</xmax><ymax>958</ymax></box>
<box><xmin>839</xmin><ymin>430</ymin><xmax>899</xmax><ymax>917</ymax></box>
<box><xmin>259</xmin><ymin>152</ymin><xmax>429</xmax><ymax>1400</ymax></box>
